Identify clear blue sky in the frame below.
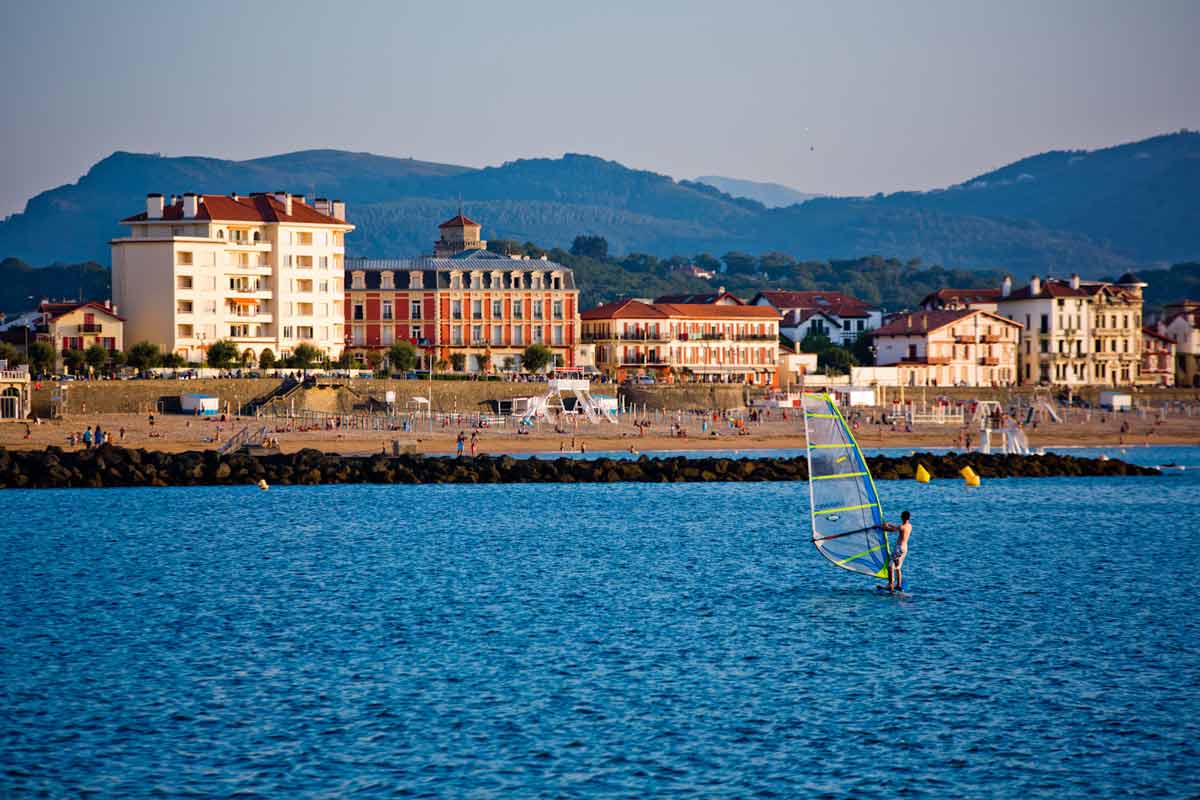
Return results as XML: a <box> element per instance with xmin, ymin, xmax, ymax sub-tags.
<box><xmin>1</xmin><ymin>0</ymin><xmax>1197</xmax><ymax>217</ymax></box>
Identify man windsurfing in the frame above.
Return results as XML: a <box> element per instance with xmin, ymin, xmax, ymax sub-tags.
<box><xmin>883</xmin><ymin>510</ymin><xmax>912</xmax><ymax>592</ymax></box>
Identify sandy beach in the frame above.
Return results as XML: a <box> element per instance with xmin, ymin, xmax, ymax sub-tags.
<box><xmin>4</xmin><ymin>407</ymin><xmax>1199</xmax><ymax>457</ymax></box>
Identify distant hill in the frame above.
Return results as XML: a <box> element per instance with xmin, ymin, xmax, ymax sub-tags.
<box><xmin>0</xmin><ymin>257</ymin><xmax>111</xmax><ymax>315</ymax></box>
<box><xmin>1</xmin><ymin>132</ymin><xmax>1197</xmax><ymax>279</ymax></box>
<box><xmin>695</xmin><ymin>175</ymin><xmax>820</xmax><ymax>208</ymax></box>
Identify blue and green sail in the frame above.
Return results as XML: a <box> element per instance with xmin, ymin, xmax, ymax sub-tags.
<box><xmin>801</xmin><ymin>392</ymin><xmax>891</xmax><ymax>579</ymax></box>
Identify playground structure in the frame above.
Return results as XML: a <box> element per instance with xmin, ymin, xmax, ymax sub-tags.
<box><xmin>891</xmin><ymin>400</ymin><xmax>965</xmax><ymax>426</ymax></box>
<box><xmin>519</xmin><ymin>379</ymin><xmax>617</xmax><ymax>425</ymax></box>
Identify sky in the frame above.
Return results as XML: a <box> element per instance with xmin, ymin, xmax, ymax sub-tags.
<box><xmin>0</xmin><ymin>0</ymin><xmax>1198</xmax><ymax>217</ymax></box>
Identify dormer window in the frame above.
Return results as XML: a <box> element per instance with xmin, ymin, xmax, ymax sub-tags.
<box><xmin>450</xmin><ymin>272</ymin><xmax>463</xmax><ymax>289</ymax></box>
<box><xmin>380</xmin><ymin>271</ymin><xmax>395</xmax><ymax>289</ymax></box>
<box><xmin>351</xmin><ymin>271</ymin><xmax>366</xmax><ymax>290</ymax></box>
<box><xmin>410</xmin><ymin>271</ymin><xmax>424</xmax><ymax>289</ymax></box>
<box><xmin>470</xmin><ymin>271</ymin><xmax>482</xmax><ymax>289</ymax></box>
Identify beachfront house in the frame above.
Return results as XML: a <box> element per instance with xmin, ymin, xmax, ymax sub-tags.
<box><xmin>0</xmin><ymin>362</ymin><xmax>31</xmax><ymax>420</ymax></box>
<box><xmin>581</xmin><ymin>299</ymin><xmax>780</xmax><ymax>385</ymax></box>
<box><xmin>870</xmin><ymin>309</ymin><xmax>1021</xmax><ymax>387</ymax></box>
<box><xmin>112</xmin><ymin>192</ymin><xmax>354</xmax><ymax>365</ymax></box>
<box><xmin>1163</xmin><ymin>300</ymin><xmax>1200</xmax><ymax>387</ymax></box>
<box><xmin>751</xmin><ymin>290</ymin><xmax>883</xmax><ymax>347</ymax></box>
<box><xmin>1140</xmin><ymin>327</ymin><xmax>1176</xmax><ymax>386</ymax></box>
<box><xmin>343</xmin><ymin>216</ymin><xmax>580</xmax><ymax>373</ymax></box>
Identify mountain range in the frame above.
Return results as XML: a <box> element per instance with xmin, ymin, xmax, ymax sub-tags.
<box><xmin>693</xmin><ymin>176</ymin><xmax>820</xmax><ymax>208</ymax></box>
<box><xmin>1</xmin><ymin>131</ymin><xmax>1197</xmax><ymax>279</ymax></box>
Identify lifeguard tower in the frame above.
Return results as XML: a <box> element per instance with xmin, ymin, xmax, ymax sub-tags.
<box><xmin>519</xmin><ymin>379</ymin><xmax>617</xmax><ymax>425</ymax></box>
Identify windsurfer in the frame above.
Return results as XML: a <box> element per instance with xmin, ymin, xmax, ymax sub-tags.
<box><xmin>883</xmin><ymin>510</ymin><xmax>912</xmax><ymax>591</ymax></box>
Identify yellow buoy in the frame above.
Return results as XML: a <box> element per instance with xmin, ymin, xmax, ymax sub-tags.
<box><xmin>915</xmin><ymin>464</ymin><xmax>932</xmax><ymax>483</ymax></box>
<box><xmin>257</xmin><ymin>479</ymin><xmax>269</xmax><ymax>491</ymax></box>
<box><xmin>960</xmin><ymin>465</ymin><xmax>981</xmax><ymax>487</ymax></box>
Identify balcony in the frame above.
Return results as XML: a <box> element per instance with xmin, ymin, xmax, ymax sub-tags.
<box><xmin>620</xmin><ymin>355</ymin><xmax>668</xmax><ymax>365</ymax></box>
<box><xmin>738</xmin><ymin>333</ymin><xmax>778</xmax><ymax>341</ymax></box>
<box><xmin>226</xmin><ymin>238</ymin><xmax>270</xmax><ymax>249</ymax></box>
<box><xmin>954</xmin><ymin>335</ymin><xmax>974</xmax><ymax>344</ymax></box>
<box><xmin>981</xmin><ymin>334</ymin><xmax>1002</xmax><ymax>343</ymax></box>
<box><xmin>79</xmin><ymin>323</ymin><xmax>103</xmax><ymax>333</ymax></box>
<box><xmin>979</xmin><ymin>356</ymin><xmax>1000</xmax><ymax>366</ymax></box>
<box><xmin>926</xmin><ymin>356</ymin><xmax>952</xmax><ymax>365</ymax></box>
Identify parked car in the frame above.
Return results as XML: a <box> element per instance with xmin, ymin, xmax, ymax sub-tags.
<box><xmin>635</xmin><ymin>375</ymin><xmax>656</xmax><ymax>385</ymax></box>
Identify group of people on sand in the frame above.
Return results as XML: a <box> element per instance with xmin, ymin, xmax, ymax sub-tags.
<box><xmin>68</xmin><ymin>424</ymin><xmax>125</xmax><ymax>449</ymax></box>
<box><xmin>455</xmin><ymin>430</ymin><xmax>480</xmax><ymax>457</ymax></box>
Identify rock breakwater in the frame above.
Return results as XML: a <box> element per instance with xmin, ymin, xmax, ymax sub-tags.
<box><xmin>0</xmin><ymin>446</ymin><xmax>1160</xmax><ymax>490</ymax></box>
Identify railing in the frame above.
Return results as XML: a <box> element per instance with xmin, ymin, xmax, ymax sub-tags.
<box><xmin>979</xmin><ymin>357</ymin><xmax>1000</xmax><ymax>366</ymax></box>
<box><xmin>926</xmin><ymin>356</ymin><xmax>952</xmax><ymax>365</ymax></box>
<box><xmin>79</xmin><ymin>323</ymin><xmax>103</xmax><ymax>333</ymax></box>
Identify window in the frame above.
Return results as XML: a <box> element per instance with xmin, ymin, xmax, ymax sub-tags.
<box><xmin>177</xmin><ymin>324</ymin><xmax>194</xmax><ymax>338</ymax></box>
<box><xmin>411</xmin><ymin>326</ymin><xmax>422</xmax><ymax>341</ymax></box>
<box><xmin>319</xmin><ymin>280</ymin><xmax>329</xmax><ymax>293</ymax></box>
<box><xmin>553</xmin><ymin>300</ymin><xmax>563</xmax><ymax>320</ymax></box>
<box><xmin>1040</xmin><ymin>314</ymin><xmax>1049</xmax><ymax>334</ymax></box>
<box><xmin>382</xmin><ymin>327</ymin><xmax>394</xmax><ymax>346</ymax></box>
<box><xmin>472</xmin><ymin>299</ymin><xmax>483</xmax><ymax>319</ymax></box>
<box><xmin>842</xmin><ymin>319</ymin><xmax>851</xmax><ymax>331</ymax></box>
<box><xmin>352</xmin><ymin>326</ymin><xmax>365</xmax><ymax>345</ymax></box>
<box><xmin>410</xmin><ymin>271</ymin><xmax>424</xmax><ymax>289</ymax></box>
<box><xmin>382</xmin><ymin>301</ymin><xmax>393</xmax><ymax>320</ymax></box>
<box><xmin>857</xmin><ymin>319</ymin><xmax>864</xmax><ymax>331</ymax></box>
<box><xmin>513</xmin><ymin>327</ymin><xmax>524</xmax><ymax>346</ymax></box>
<box><xmin>492</xmin><ymin>324</ymin><xmax>503</xmax><ymax>343</ymax></box>
<box><xmin>353</xmin><ymin>304</ymin><xmax>364</xmax><ymax>321</ymax></box>
<box><xmin>513</xmin><ymin>301</ymin><xmax>524</xmax><ymax>320</ymax></box>
<box><xmin>296</xmin><ymin>255</ymin><xmax>313</xmax><ymax>269</ymax></box>
<box><xmin>380</xmin><ymin>271</ymin><xmax>394</xmax><ymax>289</ymax></box>
<box><xmin>450</xmin><ymin>272</ymin><xmax>463</xmax><ymax>289</ymax></box>
<box><xmin>470</xmin><ymin>272</ymin><xmax>482</xmax><ymax>289</ymax></box>
<box><xmin>296</xmin><ymin>279</ymin><xmax>313</xmax><ymax>293</ymax></box>
<box><xmin>296</xmin><ymin>326</ymin><xmax>314</xmax><ymax>339</ymax></box>
<box><xmin>451</xmin><ymin>326</ymin><xmax>463</xmax><ymax>345</ymax></box>
<box><xmin>452</xmin><ymin>300</ymin><xmax>463</xmax><ymax>320</ymax></box>
<box><xmin>230</xmin><ymin>324</ymin><xmax>250</xmax><ymax>337</ymax></box>
<box><xmin>533</xmin><ymin>302</ymin><xmax>543</xmax><ymax>320</ymax></box>
<box><xmin>176</xmin><ymin>300</ymin><xmax>193</xmax><ymax>314</ymax></box>
<box><xmin>297</xmin><ymin>302</ymin><xmax>313</xmax><ymax>316</ymax></box>
<box><xmin>411</xmin><ymin>300</ymin><xmax>422</xmax><ymax>320</ymax></box>
<box><xmin>533</xmin><ymin>326</ymin><xmax>544</xmax><ymax>343</ymax></box>
<box><xmin>351</xmin><ymin>272</ymin><xmax>365</xmax><ymax>289</ymax></box>
<box><xmin>472</xmin><ymin>325</ymin><xmax>484</xmax><ymax>344</ymax></box>
<box><xmin>294</xmin><ymin>231</ymin><xmax>313</xmax><ymax>246</ymax></box>
<box><xmin>176</xmin><ymin>276</ymin><xmax>193</xmax><ymax>290</ymax></box>
<box><xmin>176</xmin><ymin>251</ymin><xmax>193</xmax><ymax>266</ymax></box>
<box><xmin>319</xmin><ymin>256</ymin><xmax>329</xmax><ymax>270</ymax></box>
<box><xmin>492</xmin><ymin>300</ymin><xmax>503</xmax><ymax>317</ymax></box>
<box><xmin>283</xmin><ymin>326</ymin><xmax>294</xmax><ymax>339</ymax></box>
<box><xmin>553</xmin><ymin>326</ymin><xmax>564</xmax><ymax>345</ymax></box>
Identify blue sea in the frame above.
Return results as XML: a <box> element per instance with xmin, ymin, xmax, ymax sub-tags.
<box><xmin>2</xmin><ymin>447</ymin><xmax>1198</xmax><ymax>797</ymax></box>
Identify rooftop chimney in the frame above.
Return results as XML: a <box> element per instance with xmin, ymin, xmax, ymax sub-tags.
<box><xmin>331</xmin><ymin>199</ymin><xmax>346</xmax><ymax>220</ymax></box>
<box><xmin>1070</xmin><ymin>273</ymin><xmax>1080</xmax><ymax>290</ymax></box>
<box><xmin>146</xmin><ymin>193</ymin><xmax>164</xmax><ymax>219</ymax></box>
<box><xmin>273</xmin><ymin>190</ymin><xmax>291</xmax><ymax>215</ymax></box>
<box><xmin>293</xmin><ymin>194</ymin><xmax>305</xmax><ymax>207</ymax></box>
<box><xmin>230</xmin><ymin>192</ymin><xmax>240</xmax><ymax>201</ymax></box>
<box><xmin>1001</xmin><ymin>275</ymin><xmax>1012</xmax><ymax>298</ymax></box>
<box><xmin>314</xmin><ymin>197</ymin><xmax>331</xmax><ymax>216</ymax></box>
<box><xmin>182</xmin><ymin>192</ymin><xmax>199</xmax><ymax>218</ymax></box>
<box><xmin>1029</xmin><ymin>275</ymin><xmax>1041</xmax><ymax>296</ymax></box>
<box><xmin>906</xmin><ymin>315</ymin><xmax>912</xmax><ymax>330</ymax></box>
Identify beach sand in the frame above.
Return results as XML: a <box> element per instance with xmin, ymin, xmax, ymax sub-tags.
<box><xmin>4</xmin><ymin>408</ymin><xmax>1199</xmax><ymax>457</ymax></box>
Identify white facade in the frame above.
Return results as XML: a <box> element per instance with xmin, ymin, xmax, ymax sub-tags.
<box><xmin>112</xmin><ymin>193</ymin><xmax>353</xmax><ymax>363</ymax></box>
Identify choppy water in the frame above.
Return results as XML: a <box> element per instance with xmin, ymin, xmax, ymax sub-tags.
<box><xmin>2</xmin><ymin>459</ymin><xmax>1198</xmax><ymax>797</ymax></box>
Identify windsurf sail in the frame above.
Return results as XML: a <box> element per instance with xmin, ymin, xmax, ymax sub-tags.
<box><xmin>800</xmin><ymin>392</ymin><xmax>891</xmax><ymax>579</ymax></box>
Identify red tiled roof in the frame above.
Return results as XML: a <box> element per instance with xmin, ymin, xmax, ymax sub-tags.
<box><xmin>121</xmin><ymin>194</ymin><xmax>349</xmax><ymax>225</ymax></box>
<box><xmin>581</xmin><ymin>299</ymin><xmax>668</xmax><ymax>320</ymax></box>
<box><xmin>920</xmin><ymin>287</ymin><xmax>1003</xmax><ymax>307</ymax></box>
<box><xmin>781</xmin><ymin>308</ymin><xmax>840</xmax><ymax>326</ymax></box>
<box><xmin>871</xmin><ymin>309</ymin><xmax>1020</xmax><ymax>337</ymax></box>
<box><xmin>39</xmin><ymin>300</ymin><xmax>126</xmax><ymax>323</ymax></box>
<box><xmin>753</xmin><ymin>290</ymin><xmax>873</xmax><ymax>318</ymax></box>
<box><xmin>653</xmin><ymin>291</ymin><xmax>745</xmax><ymax>305</ymax></box>
<box><xmin>1142</xmin><ymin>327</ymin><xmax>1174</xmax><ymax>344</ymax></box>
<box><xmin>1000</xmin><ymin>280</ymin><xmax>1091</xmax><ymax>301</ymax></box>
<box><xmin>581</xmin><ymin>299</ymin><xmax>780</xmax><ymax>321</ymax></box>
<box><xmin>439</xmin><ymin>213</ymin><xmax>480</xmax><ymax>229</ymax></box>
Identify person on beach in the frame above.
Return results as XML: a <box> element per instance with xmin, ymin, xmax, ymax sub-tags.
<box><xmin>469</xmin><ymin>431</ymin><xmax>478</xmax><ymax>457</ymax></box>
<box><xmin>456</xmin><ymin>431</ymin><xmax>466</xmax><ymax>457</ymax></box>
<box><xmin>883</xmin><ymin>510</ymin><xmax>912</xmax><ymax>592</ymax></box>
<box><xmin>82</xmin><ymin>426</ymin><xmax>93</xmax><ymax>448</ymax></box>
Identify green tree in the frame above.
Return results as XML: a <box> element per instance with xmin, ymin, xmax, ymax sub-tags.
<box><xmin>27</xmin><ymin>341</ymin><xmax>55</xmax><ymax>376</ymax></box>
<box><xmin>693</xmin><ymin>253</ymin><xmax>722</xmax><ymax>273</ymax></box>
<box><xmin>63</xmin><ymin>348</ymin><xmax>86</xmax><ymax>374</ymax></box>
<box><xmin>259</xmin><ymin>348</ymin><xmax>276</xmax><ymax>369</ymax></box>
<box><xmin>110</xmin><ymin>349</ymin><xmax>127</xmax><ymax>370</ymax></box>
<box><xmin>0</xmin><ymin>342</ymin><xmax>25</xmax><ymax>367</ymax></box>
<box><xmin>449</xmin><ymin>352</ymin><xmax>466</xmax><ymax>372</ymax></box>
<box><xmin>522</xmin><ymin>344</ymin><xmax>553</xmax><ymax>373</ymax></box>
<box><xmin>206</xmin><ymin>339</ymin><xmax>238</xmax><ymax>368</ymax></box>
<box><xmin>84</xmin><ymin>343</ymin><xmax>110</xmax><ymax>373</ymax></box>
<box><xmin>335</xmin><ymin>350</ymin><xmax>353</xmax><ymax>369</ymax></box>
<box><xmin>570</xmin><ymin>235</ymin><xmax>608</xmax><ymax>261</ymax></box>
<box><xmin>291</xmin><ymin>343</ymin><xmax>320</xmax><ymax>369</ymax></box>
<box><xmin>240</xmin><ymin>348</ymin><xmax>254</xmax><ymax>367</ymax></box>
<box><xmin>819</xmin><ymin>346</ymin><xmax>857</xmax><ymax>376</ymax></box>
<box><xmin>366</xmin><ymin>350</ymin><xmax>384</xmax><ymax>372</ymax></box>
<box><xmin>161</xmin><ymin>352</ymin><xmax>186</xmax><ymax>368</ymax></box>
<box><xmin>125</xmin><ymin>340</ymin><xmax>162</xmax><ymax>370</ymax></box>
<box><xmin>388</xmin><ymin>340</ymin><xmax>418</xmax><ymax>372</ymax></box>
<box><xmin>800</xmin><ymin>330</ymin><xmax>834</xmax><ymax>353</ymax></box>
<box><xmin>851</xmin><ymin>334</ymin><xmax>875</xmax><ymax>366</ymax></box>
<box><xmin>721</xmin><ymin>251</ymin><xmax>757</xmax><ymax>275</ymax></box>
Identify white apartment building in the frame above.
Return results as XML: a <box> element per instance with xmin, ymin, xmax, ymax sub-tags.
<box><xmin>112</xmin><ymin>192</ymin><xmax>353</xmax><ymax>363</ymax></box>
<box><xmin>871</xmin><ymin>309</ymin><xmax>1021</xmax><ymax>387</ymax></box>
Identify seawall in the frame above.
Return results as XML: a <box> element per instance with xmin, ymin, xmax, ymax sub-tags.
<box><xmin>0</xmin><ymin>446</ymin><xmax>1159</xmax><ymax>490</ymax></box>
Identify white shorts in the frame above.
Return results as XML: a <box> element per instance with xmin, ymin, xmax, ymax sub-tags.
<box><xmin>891</xmin><ymin>548</ymin><xmax>907</xmax><ymax>567</ymax></box>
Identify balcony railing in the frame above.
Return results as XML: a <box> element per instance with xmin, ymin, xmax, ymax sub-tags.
<box><xmin>926</xmin><ymin>356</ymin><xmax>952</xmax><ymax>365</ymax></box>
<box><xmin>979</xmin><ymin>356</ymin><xmax>1000</xmax><ymax>366</ymax></box>
<box><xmin>79</xmin><ymin>323</ymin><xmax>103</xmax><ymax>333</ymax></box>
